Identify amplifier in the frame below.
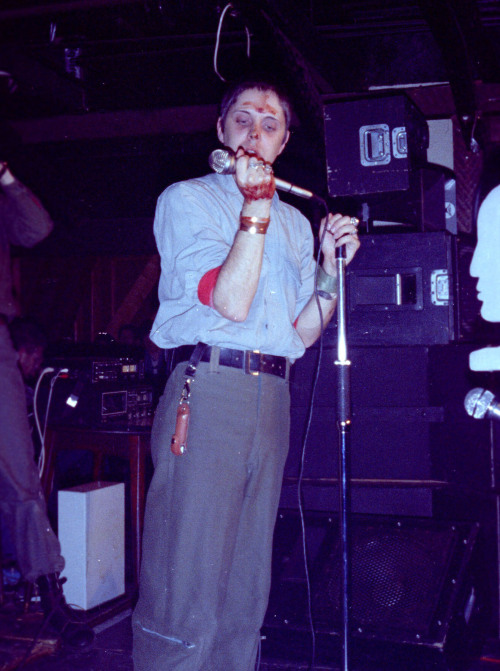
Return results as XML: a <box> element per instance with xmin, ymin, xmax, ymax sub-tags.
<box><xmin>92</xmin><ymin>358</ymin><xmax>144</xmax><ymax>383</ymax></box>
<box><xmin>45</xmin><ymin>342</ymin><xmax>146</xmax><ymax>383</ymax></box>
<box><xmin>45</xmin><ymin>378</ymin><xmax>154</xmax><ymax>429</ymax></box>
<box><xmin>49</xmin><ymin>356</ymin><xmax>145</xmax><ymax>383</ymax></box>
<box><xmin>99</xmin><ymin>384</ymin><xmax>153</xmax><ymax>423</ymax></box>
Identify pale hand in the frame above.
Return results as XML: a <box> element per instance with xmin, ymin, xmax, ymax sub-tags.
<box><xmin>319</xmin><ymin>213</ymin><xmax>360</xmax><ymax>275</ymax></box>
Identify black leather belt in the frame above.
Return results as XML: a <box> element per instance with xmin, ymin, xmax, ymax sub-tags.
<box><xmin>170</xmin><ymin>344</ymin><xmax>289</xmax><ymax>379</ymax></box>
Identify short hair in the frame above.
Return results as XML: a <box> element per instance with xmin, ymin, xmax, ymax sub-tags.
<box><xmin>218</xmin><ymin>76</ymin><xmax>293</xmax><ymax>132</ymax></box>
<box><xmin>9</xmin><ymin>317</ymin><xmax>48</xmax><ymax>353</ymax></box>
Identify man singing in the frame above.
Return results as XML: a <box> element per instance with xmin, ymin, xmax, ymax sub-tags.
<box><xmin>132</xmin><ymin>77</ymin><xmax>360</xmax><ymax>670</ymax></box>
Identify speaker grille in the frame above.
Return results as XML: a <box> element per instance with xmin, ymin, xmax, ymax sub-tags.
<box><xmin>264</xmin><ymin>512</ymin><xmax>488</xmax><ymax>670</ymax></box>
<box><xmin>312</xmin><ymin>521</ymin><xmax>467</xmax><ymax>640</ymax></box>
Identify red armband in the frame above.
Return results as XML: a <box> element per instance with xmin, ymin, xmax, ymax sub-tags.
<box><xmin>197</xmin><ymin>266</ymin><xmax>222</xmax><ymax>307</ymax></box>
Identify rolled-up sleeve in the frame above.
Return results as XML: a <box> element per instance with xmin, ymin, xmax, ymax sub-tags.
<box><xmin>154</xmin><ymin>181</ymin><xmax>232</xmax><ymax>304</ymax></box>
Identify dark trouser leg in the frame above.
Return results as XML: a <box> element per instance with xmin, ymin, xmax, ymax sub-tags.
<box><xmin>0</xmin><ymin>327</ymin><xmax>93</xmax><ymax>647</ymax></box>
<box><xmin>0</xmin><ymin>325</ymin><xmax>64</xmax><ymax>582</ymax></box>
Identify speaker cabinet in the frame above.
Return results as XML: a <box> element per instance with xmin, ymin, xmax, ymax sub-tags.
<box><xmin>366</xmin><ymin>165</ymin><xmax>457</xmax><ymax>235</ymax></box>
<box><xmin>283</xmin><ymin>343</ymin><xmax>493</xmax><ymax>518</ymax></box>
<box><xmin>263</xmin><ymin>511</ymin><xmax>490</xmax><ymax>671</ymax></box>
<box><xmin>323</xmin><ymin>94</ymin><xmax>428</xmax><ymax>197</ymax></box>
<box><xmin>326</xmin><ymin>231</ymin><xmax>478</xmax><ymax>347</ymax></box>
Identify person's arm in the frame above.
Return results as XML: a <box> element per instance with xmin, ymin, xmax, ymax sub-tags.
<box><xmin>212</xmin><ymin>151</ymin><xmax>274</xmax><ymax>322</ymax></box>
<box><xmin>0</xmin><ymin>162</ymin><xmax>54</xmax><ymax>247</ymax></box>
<box><xmin>295</xmin><ymin>213</ymin><xmax>360</xmax><ymax>348</ymax></box>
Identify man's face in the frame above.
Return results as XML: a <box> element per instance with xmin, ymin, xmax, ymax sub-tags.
<box><xmin>470</xmin><ymin>185</ymin><xmax>500</xmax><ymax>322</ymax></box>
<box><xmin>216</xmin><ymin>88</ymin><xmax>290</xmax><ymax>165</ymax></box>
<box><xmin>18</xmin><ymin>346</ymin><xmax>44</xmax><ymax>381</ymax></box>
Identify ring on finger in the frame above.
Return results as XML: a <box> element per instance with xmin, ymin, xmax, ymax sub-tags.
<box><xmin>350</xmin><ymin>216</ymin><xmax>359</xmax><ymax>226</ymax></box>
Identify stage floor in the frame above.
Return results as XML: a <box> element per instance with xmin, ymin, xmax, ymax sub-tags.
<box><xmin>1</xmin><ymin>608</ymin><xmax>500</xmax><ymax>671</ymax></box>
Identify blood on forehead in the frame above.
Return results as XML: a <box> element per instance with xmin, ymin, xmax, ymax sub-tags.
<box><xmin>236</xmin><ymin>90</ymin><xmax>282</xmax><ymax>118</ymax></box>
<box><xmin>240</xmin><ymin>101</ymin><xmax>279</xmax><ymax>116</ymax></box>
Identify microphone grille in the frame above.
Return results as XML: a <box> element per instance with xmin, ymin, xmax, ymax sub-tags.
<box><xmin>464</xmin><ymin>387</ymin><xmax>494</xmax><ymax>419</ymax></box>
<box><xmin>209</xmin><ymin>149</ymin><xmax>233</xmax><ymax>174</ymax></box>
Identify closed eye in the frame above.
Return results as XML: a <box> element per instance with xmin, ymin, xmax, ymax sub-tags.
<box><xmin>263</xmin><ymin>120</ymin><xmax>279</xmax><ymax>132</ymax></box>
<box><xmin>234</xmin><ymin>112</ymin><xmax>251</xmax><ymax>125</ymax></box>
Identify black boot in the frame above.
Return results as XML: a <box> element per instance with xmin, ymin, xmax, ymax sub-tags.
<box><xmin>36</xmin><ymin>573</ymin><xmax>95</xmax><ymax>648</ymax></box>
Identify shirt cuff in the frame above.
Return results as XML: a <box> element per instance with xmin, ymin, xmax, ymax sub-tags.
<box><xmin>198</xmin><ymin>266</ymin><xmax>222</xmax><ymax>307</ymax></box>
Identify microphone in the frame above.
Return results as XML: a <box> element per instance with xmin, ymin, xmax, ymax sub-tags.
<box><xmin>209</xmin><ymin>148</ymin><xmax>317</xmax><ymax>200</ymax></box>
<box><xmin>464</xmin><ymin>387</ymin><xmax>500</xmax><ymax>422</ymax></box>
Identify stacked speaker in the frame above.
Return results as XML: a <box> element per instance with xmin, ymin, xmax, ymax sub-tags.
<box><xmin>263</xmin><ymin>512</ymin><xmax>490</xmax><ymax>670</ymax></box>
<box><xmin>262</xmin><ymin>94</ymin><xmax>497</xmax><ymax>669</ymax></box>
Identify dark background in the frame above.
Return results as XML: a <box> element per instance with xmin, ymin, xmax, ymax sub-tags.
<box><xmin>3</xmin><ymin>0</ymin><xmax>500</xmax><ymax>654</ymax></box>
<box><xmin>1</xmin><ymin>0</ymin><xmax>500</xmax><ymax>258</ymax></box>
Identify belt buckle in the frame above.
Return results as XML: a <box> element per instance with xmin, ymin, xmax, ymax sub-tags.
<box><xmin>244</xmin><ymin>350</ymin><xmax>261</xmax><ymax>376</ymax></box>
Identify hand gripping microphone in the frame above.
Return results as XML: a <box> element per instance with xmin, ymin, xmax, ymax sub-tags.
<box><xmin>464</xmin><ymin>387</ymin><xmax>500</xmax><ymax>422</ymax></box>
<box><xmin>209</xmin><ymin>148</ymin><xmax>317</xmax><ymax>200</ymax></box>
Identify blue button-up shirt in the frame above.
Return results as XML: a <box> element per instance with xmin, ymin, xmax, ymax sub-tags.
<box><xmin>151</xmin><ymin>173</ymin><xmax>315</xmax><ymax>360</ymax></box>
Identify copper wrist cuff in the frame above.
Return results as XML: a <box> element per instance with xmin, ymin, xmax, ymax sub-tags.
<box><xmin>239</xmin><ymin>215</ymin><xmax>270</xmax><ymax>235</ymax></box>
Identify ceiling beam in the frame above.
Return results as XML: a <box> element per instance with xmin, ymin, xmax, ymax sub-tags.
<box><xmin>0</xmin><ymin>0</ymin><xmax>143</xmax><ymax>20</ymax></box>
<box><xmin>9</xmin><ymin>104</ymin><xmax>218</xmax><ymax>144</ymax></box>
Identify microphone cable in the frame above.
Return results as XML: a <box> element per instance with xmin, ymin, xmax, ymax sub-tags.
<box><xmin>34</xmin><ymin>367</ymin><xmax>56</xmax><ymax>473</ymax></box>
<box><xmin>294</xmin><ymin>197</ymin><xmax>332</xmax><ymax>671</ymax></box>
<box><xmin>34</xmin><ymin>367</ymin><xmax>68</xmax><ymax>477</ymax></box>
<box><xmin>254</xmin><ymin>199</ymin><xmax>331</xmax><ymax>671</ymax></box>
<box><xmin>295</xmin><ymin>199</ymin><xmax>358</xmax><ymax>670</ymax></box>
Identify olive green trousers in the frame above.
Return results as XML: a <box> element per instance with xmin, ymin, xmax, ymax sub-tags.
<box><xmin>132</xmin><ymin>359</ymin><xmax>290</xmax><ymax>671</ymax></box>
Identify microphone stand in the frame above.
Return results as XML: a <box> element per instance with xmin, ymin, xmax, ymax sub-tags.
<box><xmin>335</xmin><ymin>244</ymin><xmax>352</xmax><ymax>671</ymax></box>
